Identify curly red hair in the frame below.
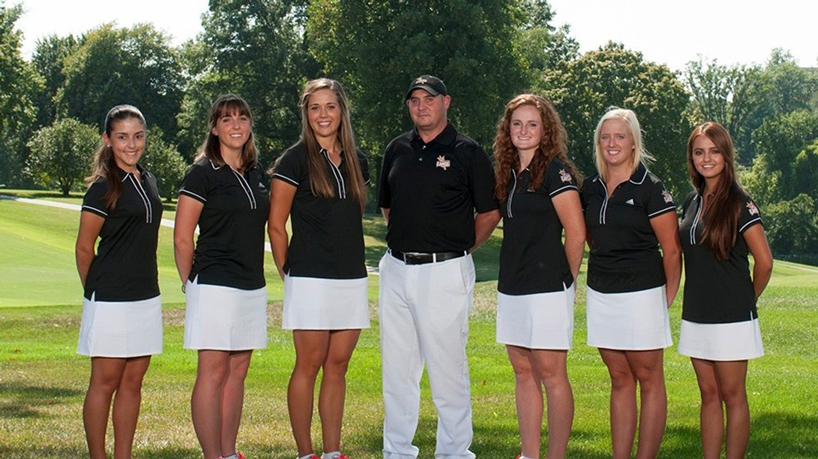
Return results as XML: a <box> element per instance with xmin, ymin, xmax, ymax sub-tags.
<box><xmin>493</xmin><ymin>94</ymin><xmax>580</xmax><ymax>201</ymax></box>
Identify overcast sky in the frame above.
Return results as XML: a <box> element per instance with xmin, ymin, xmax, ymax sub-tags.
<box><xmin>14</xmin><ymin>0</ymin><xmax>818</xmax><ymax>71</ymax></box>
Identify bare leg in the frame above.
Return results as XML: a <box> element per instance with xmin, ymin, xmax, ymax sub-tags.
<box><xmin>714</xmin><ymin>360</ymin><xmax>750</xmax><ymax>459</ymax></box>
<box><xmin>626</xmin><ymin>349</ymin><xmax>667</xmax><ymax>459</ymax></box>
<box><xmin>289</xmin><ymin>330</ymin><xmax>330</xmax><ymax>456</ymax></box>
<box><xmin>220</xmin><ymin>351</ymin><xmax>253</xmax><ymax>456</ymax></box>
<box><xmin>112</xmin><ymin>356</ymin><xmax>151</xmax><ymax>459</ymax></box>
<box><xmin>507</xmin><ymin>345</ymin><xmax>542</xmax><ymax>459</ymax></box>
<box><xmin>691</xmin><ymin>358</ymin><xmax>724</xmax><ymax>459</ymax></box>
<box><xmin>84</xmin><ymin>357</ymin><xmax>127</xmax><ymax>459</ymax></box>
<box><xmin>318</xmin><ymin>329</ymin><xmax>361</xmax><ymax>452</ymax></box>
<box><xmin>599</xmin><ymin>349</ymin><xmax>637</xmax><ymax>459</ymax></box>
<box><xmin>191</xmin><ymin>350</ymin><xmax>231</xmax><ymax>459</ymax></box>
<box><xmin>531</xmin><ymin>349</ymin><xmax>573</xmax><ymax>459</ymax></box>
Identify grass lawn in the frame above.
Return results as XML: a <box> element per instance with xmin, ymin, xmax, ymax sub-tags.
<box><xmin>1</xmin><ymin>194</ymin><xmax>817</xmax><ymax>458</ymax></box>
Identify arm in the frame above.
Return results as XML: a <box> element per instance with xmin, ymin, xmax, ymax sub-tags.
<box><xmin>650</xmin><ymin>211</ymin><xmax>682</xmax><ymax>307</ymax></box>
<box><xmin>470</xmin><ymin>209</ymin><xmax>501</xmax><ymax>253</ymax></box>
<box><xmin>553</xmin><ymin>190</ymin><xmax>586</xmax><ymax>281</ymax></box>
<box><xmin>268</xmin><ymin>179</ymin><xmax>297</xmax><ymax>280</ymax></box>
<box><xmin>75</xmin><ymin>212</ymin><xmax>105</xmax><ymax>287</ymax></box>
<box><xmin>174</xmin><ymin>195</ymin><xmax>204</xmax><ymax>286</ymax></box>
<box><xmin>743</xmin><ymin>224</ymin><xmax>773</xmax><ymax>300</ymax></box>
<box><xmin>381</xmin><ymin>207</ymin><xmax>390</xmax><ymax>222</ymax></box>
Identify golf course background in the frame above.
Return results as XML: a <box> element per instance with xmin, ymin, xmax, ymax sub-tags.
<box><xmin>1</xmin><ymin>192</ymin><xmax>816</xmax><ymax>458</ymax></box>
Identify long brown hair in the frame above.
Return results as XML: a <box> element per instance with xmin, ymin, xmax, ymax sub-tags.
<box><xmin>196</xmin><ymin>94</ymin><xmax>258</xmax><ymax>170</ymax></box>
<box><xmin>296</xmin><ymin>78</ymin><xmax>367</xmax><ymax>205</ymax></box>
<box><xmin>86</xmin><ymin>105</ymin><xmax>146</xmax><ymax>209</ymax></box>
<box><xmin>687</xmin><ymin>121</ymin><xmax>744</xmax><ymax>260</ymax></box>
<box><xmin>493</xmin><ymin>94</ymin><xmax>579</xmax><ymax>201</ymax></box>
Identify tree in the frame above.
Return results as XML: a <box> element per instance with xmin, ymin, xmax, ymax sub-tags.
<box><xmin>31</xmin><ymin>34</ymin><xmax>78</xmax><ymax>129</ymax></box>
<box><xmin>175</xmin><ymin>0</ymin><xmax>314</xmax><ymax>165</ymax></box>
<box><xmin>684</xmin><ymin>58</ymin><xmax>764</xmax><ymax>163</ymax></box>
<box><xmin>762</xmin><ymin>194</ymin><xmax>818</xmax><ymax>257</ymax></box>
<box><xmin>0</xmin><ymin>2</ymin><xmax>42</xmax><ymax>187</ymax></box>
<box><xmin>56</xmin><ymin>23</ymin><xmax>185</xmax><ymax>145</ymax></box>
<box><xmin>793</xmin><ymin>141</ymin><xmax>818</xmax><ymax>202</ymax></box>
<box><xmin>538</xmin><ymin>42</ymin><xmax>692</xmax><ymax>198</ymax></box>
<box><xmin>751</xmin><ymin>109</ymin><xmax>818</xmax><ymax>200</ymax></box>
<box><xmin>140</xmin><ymin>127</ymin><xmax>187</xmax><ymax>202</ymax></box>
<box><xmin>26</xmin><ymin>118</ymin><xmax>99</xmax><ymax>195</ymax></box>
<box><xmin>307</xmin><ymin>0</ymin><xmax>530</xmax><ymax>153</ymax></box>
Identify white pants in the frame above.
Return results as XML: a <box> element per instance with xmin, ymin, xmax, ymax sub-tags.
<box><xmin>379</xmin><ymin>252</ymin><xmax>476</xmax><ymax>459</ymax></box>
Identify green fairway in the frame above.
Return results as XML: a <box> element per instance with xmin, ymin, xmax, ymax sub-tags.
<box><xmin>1</xmin><ymin>196</ymin><xmax>817</xmax><ymax>458</ymax></box>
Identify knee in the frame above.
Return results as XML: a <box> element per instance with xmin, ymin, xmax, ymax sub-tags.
<box><xmin>198</xmin><ymin>363</ymin><xmax>230</xmax><ymax>387</ymax></box>
<box><xmin>118</xmin><ymin>371</ymin><xmax>147</xmax><ymax>394</ymax></box>
<box><xmin>720</xmin><ymin>384</ymin><xmax>748</xmax><ymax>407</ymax></box>
<box><xmin>89</xmin><ymin>373</ymin><xmax>121</xmax><ymax>395</ymax></box>
<box><xmin>608</xmin><ymin>369</ymin><xmax>636</xmax><ymax>391</ymax></box>
<box><xmin>698</xmin><ymin>380</ymin><xmax>721</xmax><ymax>404</ymax></box>
<box><xmin>293</xmin><ymin>354</ymin><xmax>324</xmax><ymax>379</ymax></box>
<box><xmin>323</xmin><ymin>356</ymin><xmax>351</xmax><ymax>379</ymax></box>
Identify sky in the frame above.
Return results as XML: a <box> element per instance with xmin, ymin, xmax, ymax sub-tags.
<box><xmin>13</xmin><ymin>0</ymin><xmax>818</xmax><ymax>72</ymax></box>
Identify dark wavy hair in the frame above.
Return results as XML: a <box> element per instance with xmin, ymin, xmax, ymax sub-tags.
<box><xmin>196</xmin><ymin>94</ymin><xmax>258</xmax><ymax>169</ymax></box>
<box><xmin>86</xmin><ymin>104</ymin><xmax>146</xmax><ymax>209</ymax></box>
<box><xmin>493</xmin><ymin>94</ymin><xmax>580</xmax><ymax>201</ymax></box>
<box><xmin>686</xmin><ymin>121</ymin><xmax>745</xmax><ymax>260</ymax></box>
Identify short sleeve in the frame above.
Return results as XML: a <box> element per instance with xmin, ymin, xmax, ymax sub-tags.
<box><xmin>357</xmin><ymin>150</ymin><xmax>370</xmax><ymax>185</ymax></box>
<box><xmin>470</xmin><ymin>146</ymin><xmax>499</xmax><ymax>213</ymax></box>
<box><xmin>378</xmin><ymin>144</ymin><xmax>395</xmax><ymax>208</ymax></box>
<box><xmin>271</xmin><ymin>148</ymin><xmax>304</xmax><ymax>188</ymax></box>
<box><xmin>738</xmin><ymin>196</ymin><xmax>763</xmax><ymax>233</ymax></box>
<box><xmin>179</xmin><ymin>163</ymin><xmax>210</xmax><ymax>204</ymax></box>
<box><xmin>81</xmin><ymin>179</ymin><xmax>110</xmax><ymax>217</ymax></box>
<box><xmin>544</xmin><ymin>159</ymin><xmax>579</xmax><ymax>197</ymax></box>
<box><xmin>646</xmin><ymin>178</ymin><xmax>676</xmax><ymax>219</ymax></box>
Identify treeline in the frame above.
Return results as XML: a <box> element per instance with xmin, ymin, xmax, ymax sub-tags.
<box><xmin>1</xmin><ymin>1</ymin><xmax>817</xmax><ymax>262</ymax></box>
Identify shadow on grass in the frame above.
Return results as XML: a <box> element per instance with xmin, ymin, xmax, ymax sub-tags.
<box><xmin>752</xmin><ymin>411</ymin><xmax>818</xmax><ymax>457</ymax></box>
<box><xmin>0</xmin><ymin>446</ymin><xmax>87</xmax><ymax>457</ymax></box>
<box><xmin>0</xmin><ymin>383</ymin><xmax>82</xmax><ymax>418</ymax></box>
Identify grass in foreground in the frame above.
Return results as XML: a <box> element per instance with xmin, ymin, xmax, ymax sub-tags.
<box><xmin>1</xmin><ymin>193</ymin><xmax>817</xmax><ymax>458</ymax></box>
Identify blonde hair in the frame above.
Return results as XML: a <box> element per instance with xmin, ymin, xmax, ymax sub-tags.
<box><xmin>593</xmin><ymin>107</ymin><xmax>653</xmax><ymax>181</ymax></box>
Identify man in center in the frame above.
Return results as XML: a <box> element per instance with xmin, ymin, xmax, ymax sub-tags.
<box><xmin>378</xmin><ymin>74</ymin><xmax>501</xmax><ymax>458</ymax></box>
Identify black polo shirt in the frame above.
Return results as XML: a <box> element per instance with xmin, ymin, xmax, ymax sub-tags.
<box><xmin>179</xmin><ymin>158</ymin><xmax>269</xmax><ymax>290</ymax></box>
<box><xmin>272</xmin><ymin>142</ymin><xmax>369</xmax><ymax>279</ymax></box>
<box><xmin>581</xmin><ymin>164</ymin><xmax>675</xmax><ymax>293</ymax></box>
<box><xmin>680</xmin><ymin>191</ymin><xmax>763</xmax><ymax>323</ymax></box>
<box><xmin>81</xmin><ymin>166</ymin><xmax>163</xmax><ymax>301</ymax></box>
<box><xmin>378</xmin><ymin>122</ymin><xmax>497</xmax><ymax>252</ymax></box>
<box><xmin>498</xmin><ymin>159</ymin><xmax>578</xmax><ymax>295</ymax></box>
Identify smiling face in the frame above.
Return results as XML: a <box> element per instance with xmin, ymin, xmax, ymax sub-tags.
<box><xmin>509</xmin><ymin>104</ymin><xmax>543</xmax><ymax>157</ymax></box>
<box><xmin>103</xmin><ymin>117</ymin><xmax>146</xmax><ymax>173</ymax></box>
<box><xmin>211</xmin><ymin>109</ymin><xmax>251</xmax><ymax>156</ymax></box>
<box><xmin>691</xmin><ymin>134</ymin><xmax>726</xmax><ymax>184</ymax></box>
<box><xmin>307</xmin><ymin>88</ymin><xmax>342</xmax><ymax>145</ymax></box>
<box><xmin>598</xmin><ymin>118</ymin><xmax>635</xmax><ymax>169</ymax></box>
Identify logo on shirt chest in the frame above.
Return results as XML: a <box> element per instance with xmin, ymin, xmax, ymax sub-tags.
<box><xmin>436</xmin><ymin>155</ymin><xmax>451</xmax><ymax>171</ymax></box>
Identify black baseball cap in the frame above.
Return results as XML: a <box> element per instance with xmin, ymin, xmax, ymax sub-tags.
<box><xmin>405</xmin><ymin>75</ymin><xmax>448</xmax><ymax>100</ymax></box>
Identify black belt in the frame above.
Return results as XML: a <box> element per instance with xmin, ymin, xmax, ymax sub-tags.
<box><xmin>389</xmin><ymin>249</ymin><xmax>467</xmax><ymax>265</ymax></box>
